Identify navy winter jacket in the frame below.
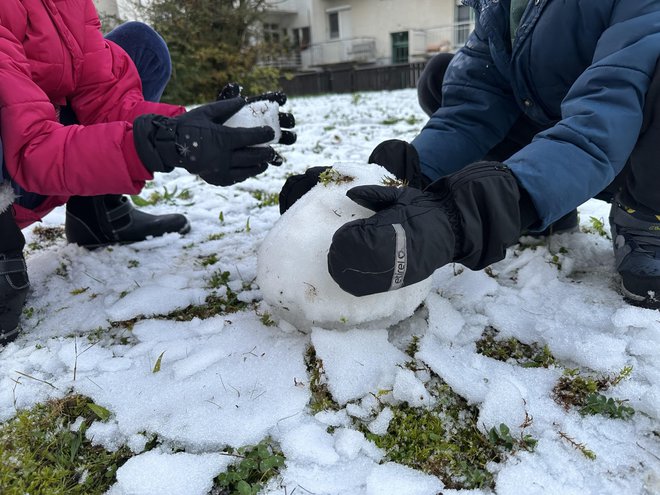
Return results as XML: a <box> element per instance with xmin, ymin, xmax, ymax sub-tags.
<box><xmin>411</xmin><ymin>0</ymin><xmax>660</xmax><ymax>228</ymax></box>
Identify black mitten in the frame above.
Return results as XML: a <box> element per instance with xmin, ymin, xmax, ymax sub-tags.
<box><xmin>133</xmin><ymin>97</ymin><xmax>278</xmax><ymax>186</ymax></box>
<box><xmin>278</xmin><ymin>166</ymin><xmax>331</xmax><ymax>214</ymax></box>
<box><xmin>328</xmin><ymin>162</ymin><xmax>524</xmax><ymax>296</ymax></box>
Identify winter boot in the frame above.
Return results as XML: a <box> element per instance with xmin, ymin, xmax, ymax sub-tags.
<box><xmin>609</xmin><ymin>198</ymin><xmax>660</xmax><ymax>308</ymax></box>
<box><xmin>65</xmin><ymin>195</ymin><xmax>190</xmax><ymax>248</ymax></box>
<box><xmin>0</xmin><ymin>250</ymin><xmax>29</xmax><ymax>345</ymax></box>
<box><xmin>0</xmin><ymin>204</ymin><xmax>29</xmax><ymax>346</ymax></box>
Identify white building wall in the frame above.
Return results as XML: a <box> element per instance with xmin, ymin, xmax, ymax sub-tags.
<box><xmin>93</xmin><ymin>0</ymin><xmax>120</xmax><ymax>18</ymax></box>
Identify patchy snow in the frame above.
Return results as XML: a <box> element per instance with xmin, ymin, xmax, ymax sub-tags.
<box><xmin>0</xmin><ymin>89</ymin><xmax>658</xmax><ymax>494</ymax></box>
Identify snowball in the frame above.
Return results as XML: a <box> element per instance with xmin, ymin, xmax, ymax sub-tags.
<box><xmin>224</xmin><ymin>101</ymin><xmax>282</xmax><ymax>144</ymax></box>
<box><xmin>257</xmin><ymin>162</ymin><xmax>433</xmax><ymax>331</ymax></box>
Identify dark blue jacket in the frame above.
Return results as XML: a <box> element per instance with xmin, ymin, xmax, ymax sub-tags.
<box><xmin>412</xmin><ymin>0</ymin><xmax>660</xmax><ymax>228</ymax></box>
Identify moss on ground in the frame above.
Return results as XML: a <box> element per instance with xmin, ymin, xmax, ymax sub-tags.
<box><xmin>476</xmin><ymin>326</ymin><xmax>556</xmax><ymax>368</ymax></box>
<box><xmin>0</xmin><ymin>395</ymin><xmax>131</xmax><ymax>495</ymax></box>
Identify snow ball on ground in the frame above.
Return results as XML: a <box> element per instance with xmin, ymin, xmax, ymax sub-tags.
<box><xmin>365</xmin><ymin>462</ymin><xmax>444</xmax><ymax>495</ymax></box>
<box><xmin>257</xmin><ymin>162</ymin><xmax>433</xmax><ymax>332</ymax></box>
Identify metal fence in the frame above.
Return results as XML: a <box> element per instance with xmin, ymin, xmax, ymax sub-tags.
<box><xmin>279</xmin><ymin>61</ymin><xmax>428</xmax><ymax>96</ymax></box>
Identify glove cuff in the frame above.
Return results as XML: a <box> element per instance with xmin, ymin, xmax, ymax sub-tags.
<box><xmin>133</xmin><ymin>114</ymin><xmax>176</xmax><ymax>174</ymax></box>
<box><xmin>427</xmin><ymin>161</ymin><xmax>523</xmax><ymax>270</ymax></box>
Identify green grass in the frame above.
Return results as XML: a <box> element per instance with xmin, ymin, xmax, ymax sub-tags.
<box><xmin>553</xmin><ymin>366</ymin><xmax>635</xmax><ymax>420</ymax></box>
<box><xmin>250</xmin><ymin>190</ymin><xmax>279</xmax><ymax>208</ymax></box>
<box><xmin>476</xmin><ymin>327</ymin><xmax>556</xmax><ymax>368</ymax></box>
<box><xmin>213</xmin><ymin>439</ymin><xmax>285</xmax><ymax>495</ymax></box>
<box><xmin>0</xmin><ymin>395</ymin><xmax>131</xmax><ymax>495</ymax></box>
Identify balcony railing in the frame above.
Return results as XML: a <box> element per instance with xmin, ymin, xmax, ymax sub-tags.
<box><xmin>304</xmin><ymin>37</ymin><xmax>377</xmax><ymax>67</ymax></box>
<box><xmin>423</xmin><ymin>21</ymin><xmax>473</xmax><ymax>53</ymax></box>
<box><xmin>257</xmin><ymin>51</ymin><xmax>303</xmax><ymax>69</ymax></box>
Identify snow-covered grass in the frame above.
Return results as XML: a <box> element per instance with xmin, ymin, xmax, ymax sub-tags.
<box><xmin>0</xmin><ymin>89</ymin><xmax>658</xmax><ymax>495</ymax></box>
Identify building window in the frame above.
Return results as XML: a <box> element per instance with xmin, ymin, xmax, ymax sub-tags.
<box><xmin>391</xmin><ymin>31</ymin><xmax>409</xmax><ymax>64</ymax></box>
<box><xmin>263</xmin><ymin>23</ymin><xmax>281</xmax><ymax>43</ymax></box>
<box><xmin>454</xmin><ymin>4</ymin><xmax>473</xmax><ymax>47</ymax></box>
<box><xmin>328</xmin><ymin>12</ymin><xmax>340</xmax><ymax>40</ymax></box>
<box><xmin>292</xmin><ymin>27</ymin><xmax>311</xmax><ymax>49</ymax></box>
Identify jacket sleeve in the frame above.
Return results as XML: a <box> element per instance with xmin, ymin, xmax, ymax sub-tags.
<box><xmin>0</xmin><ymin>23</ymin><xmax>152</xmax><ymax>197</ymax></box>
<box><xmin>70</xmin><ymin>0</ymin><xmax>185</xmax><ymax>125</ymax></box>
<box><xmin>505</xmin><ymin>5</ymin><xmax>660</xmax><ymax>228</ymax></box>
<box><xmin>411</xmin><ymin>16</ymin><xmax>521</xmax><ymax>181</ymax></box>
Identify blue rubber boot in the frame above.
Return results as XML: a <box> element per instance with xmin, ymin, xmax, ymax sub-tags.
<box><xmin>609</xmin><ymin>198</ymin><xmax>660</xmax><ymax>308</ymax></box>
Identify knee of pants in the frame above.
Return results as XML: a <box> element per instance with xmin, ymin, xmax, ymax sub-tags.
<box><xmin>417</xmin><ymin>52</ymin><xmax>454</xmax><ymax>116</ymax></box>
<box><xmin>105</xmin><ymin>21</ymin><xmax>172</xmax><ymax>102</ymax></box>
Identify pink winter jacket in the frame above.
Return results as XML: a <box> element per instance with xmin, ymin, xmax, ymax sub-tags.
<box><xmin>0</xmin><ymin>0</ymin><xmax>186</xmax><ymax>227</ymax></box>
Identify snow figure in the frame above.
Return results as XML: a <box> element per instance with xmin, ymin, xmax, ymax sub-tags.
<box><xmin>224</xmin><ymin>101</ymin><xmax>281</xmax><ymax>144</ymax></box>
<box><xmin>257</xmin><ymin>163</ymin><xmax>433</xmax><ymax>331</ymax></box>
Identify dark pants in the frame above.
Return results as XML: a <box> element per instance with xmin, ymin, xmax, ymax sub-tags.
<box><xmin>1</xmin><ymin>22</ymin><xmax>173</xmax><ymax>253</ymax></box>
<box><xmin>417</xmin><ymin>53</ymin><xmax>660</xmax><ymax>213</ymax></box>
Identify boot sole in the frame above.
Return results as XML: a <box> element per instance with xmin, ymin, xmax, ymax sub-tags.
<box><xmin>620</xmin><ymin>281</ymin><xmax>660</xmax><ymax>310</ymax></box>
<box><xmin>0</xmin><ymin>326</ymin><xmax>19</xmax><ymax>346</ymax></box>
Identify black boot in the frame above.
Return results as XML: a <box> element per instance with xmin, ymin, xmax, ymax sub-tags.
<box><xmin>65</xmin><ymin>195</ymin><xmax>191</xmax><ymax>248</ymax></box>
<box><xmin>0</xmin><ymin>208</ymin><xmax>29</xmax><ymax>346</ymax></box>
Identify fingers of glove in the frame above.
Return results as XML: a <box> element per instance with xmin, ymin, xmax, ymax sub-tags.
<box><xmin>278</xmin><ymin>166</ymin><xmax>331</xmax><ymax>214</ymax></box>
<box><xmin>199</xmin><ymin>162</ymin><xmax>268</xmax><ymax>186</ymax></box>
<box><xmin>345</xmin><ymin>185</ymin><xmax>404</xmax><ymax>212</ymax></box>
<box><xmin>246</xmin><ymin>91</ymin><xmax>287</xmax><ymax>106</ymax></box>
<box><xmin>279</xmin><ymin>112</ymin><xmax>296</xmax><ymax>129</ymax></box>
<box><xmin>226</xmin><ymin>125</ymin><xmax>276</xmax><ymax>149</ymax></box>
<box><xmin>217</xmin><ymin>83</ymin><xmax>242</xmax><ymax>100</ymax></box>
<box><xmin>233</xmin><ymin>146</ymin><xmax>278</xmax><ymax>168</ymax></box>
<box><xmin>327</xmin><ymin>219</ymin><xmax>399</xmax><ymax>296</ymax></box>
<box><xmin>229</xmin><ymin>162</ymin><xmax>269</xmax><ymax>183</ymax></box>
<box><xmin>279</xmin><ymin>130</ymin><xmax>297</xmax><ymax>145</ymax></box>
<box><xmin>187</xmin><ymin>97</ymin><xmax>246</xmax><ymax>124</ymax></box>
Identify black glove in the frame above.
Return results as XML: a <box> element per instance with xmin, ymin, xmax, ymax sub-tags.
<box><xmin>218</xmin><ymin>83</ymin><xmax>297</xmax><ymax>146</ymax></box>
<box><xmin>367</xmin><ymin>139</ymin><xmax>430</xmax><ymax>189</ymax></box>
<box><xmin>133</xmin><ymin>97</ymin><xmax>279</xmax><ymax>186</ymax></box>
<box><xmin>278</xmin><ymin>140</ymin><xmax>429</xmax><ymax>214</ymax></box>
<box><xmin>327</xmin><ymin>162</ymin><xmax>524</xmax><ymax>296</ymax></box>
